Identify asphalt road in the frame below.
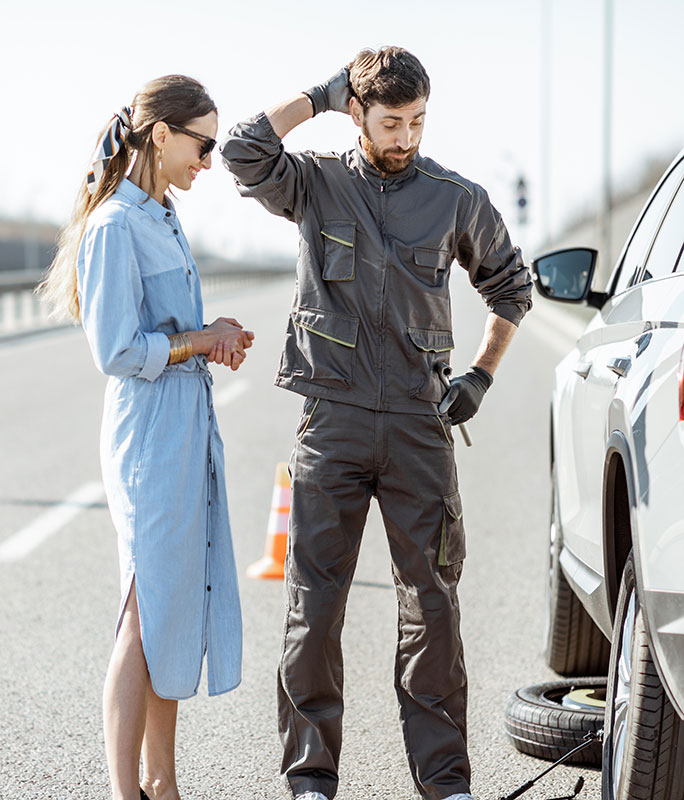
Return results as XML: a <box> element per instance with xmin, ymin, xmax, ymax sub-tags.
<box><xmin>0</xmin><ymin>273</ymin><xmax>602</xmax><ymax>800</ymax></box>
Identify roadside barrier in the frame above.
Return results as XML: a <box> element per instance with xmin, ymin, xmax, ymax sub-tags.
<box><xmin>0</xmin><ymin>271</ymin><xmax>290</xmax><ymax>339</ymax></box>
<box><xmin>0</xmin><ymin>289</ymin><xmax>52</xmax><ymax>334</ymax></box>
<box><xmin>247</xmin><ymin>462</ymin><xmax>290</xmax><ymax>580</ymax></box>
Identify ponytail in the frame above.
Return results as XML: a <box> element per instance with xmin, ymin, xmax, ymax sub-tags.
<box><xmin>38</xmin><ymin>74</ymin><xmax>216</xmax><ymax>321</ymax></box>
<box><xmin>37</xmin><ymin>117</ymin><xmax>134</xmax><ymax>321</ymax></box>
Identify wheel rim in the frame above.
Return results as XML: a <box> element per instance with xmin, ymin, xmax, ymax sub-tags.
<box><xmin>544</xmin><ymin>476</ymin><xmax>558</xmax><ymax>648</ymax></box>
<box><xmin>544</xmin><ymin>517</ymin><xmax>556</xmax><ymax>642</ymax></box>
<box><xmin>612</xmin><ymin>589</ymin><xmax>636</xmax><ymax>797</ymax></box>
<box><xmin>541</xmin><ymin>683</ymin><xmax>606</xmax><ymax>711</ymax></box>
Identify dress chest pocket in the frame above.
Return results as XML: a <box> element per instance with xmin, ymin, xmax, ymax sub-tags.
<box><xmin>321</xmin><ymin>221</ymin><xmax>356</xmax><ymax>281</ymax></box>
<box><xmin>136</xmin><ymin>226</ymin><xmax>187</xmax><ymax>278</ymax></box>
<box><xmin>141</xmin><ymin>267</ymin><xmax>193</xmax><ymax>326</ymax></box>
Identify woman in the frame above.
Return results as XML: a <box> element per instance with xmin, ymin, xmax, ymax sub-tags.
<box><xmin>40</xmin><ymin>75</ymin><xmax>252</xmax><ymax>800</ymax></box>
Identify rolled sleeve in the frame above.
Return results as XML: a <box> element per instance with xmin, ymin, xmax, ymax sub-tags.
<box><xmin>221</xmin><ymin>112</ymin><xmax>315</xmax><ymax>223</ymax></box>
<box><xmin>456</xmin><ymin>184</ymin><xmax>533</xmax><ymax>326</ymax></box>
<box><xmin>78</xmin><ymin>221</ymin><xmax>169</xmax><ymax>381</ymax></box>
<box><xmin>138</xmin><ymin>331</ymin><xmax>170</xmax><ymax>382</ymax></box>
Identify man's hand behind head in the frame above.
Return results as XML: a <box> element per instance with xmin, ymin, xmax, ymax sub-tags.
<box><xmin>304</xmin><ymin>67</ymin><xmax>352</xmax><ymax>116</ymax></box>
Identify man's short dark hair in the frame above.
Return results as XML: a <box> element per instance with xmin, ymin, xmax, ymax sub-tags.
<box><xmin>349</xmin><ymin>46</ymin><xmax>430</xmax><ymax>109</ymax></box>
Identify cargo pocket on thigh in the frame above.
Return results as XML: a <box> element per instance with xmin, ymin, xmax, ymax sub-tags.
<box><xmin>439</xmin><ymin>491</ymin><xmax>465</xmax><ymax>566</ymax></box>
<box><xmin>321</xmin><ymin>221</ymin><xmax>356</xmax><ymax>281</ymax></box>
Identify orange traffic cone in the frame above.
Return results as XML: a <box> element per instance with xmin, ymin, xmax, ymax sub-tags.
<box><xmin>247</xmin><ymin>462</ymin><xmax>291</xmax><ymax>579</ymax></box>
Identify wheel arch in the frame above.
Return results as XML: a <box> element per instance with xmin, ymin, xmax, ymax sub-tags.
<box><xmin>604</xmin><ymin>433</ymin><xmax>684</xmax><ymax>723</ymax></box>
<box><xmin>603</xmin><ymin>432</ymin><xmax>640</xmax><ymax>628</ymax></box>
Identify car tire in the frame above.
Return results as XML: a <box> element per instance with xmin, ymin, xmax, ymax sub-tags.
<box><xmin>504</xmin><ymin>677</ymin><xmax>605</xmax><ymax>766</ymax></box>
<box><xmin>545</xmin><ymin>464</ymin><xmax>611</xmax><ymax>676</ymax></box>
<box><xmin>602</xmin><ymin>552</ymin><xmax>684</xmax><ymax>799</ymax></box>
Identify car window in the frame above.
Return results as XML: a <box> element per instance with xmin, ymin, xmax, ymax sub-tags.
<box><xmin>612</xmin><ymin>158</ymin><xmax>684</xmax><ymax>294</ymax></box>
<box><xmin>642</xmin><ymin>175</ymin><xmax>684</xmax><ymax>281</ymax></box>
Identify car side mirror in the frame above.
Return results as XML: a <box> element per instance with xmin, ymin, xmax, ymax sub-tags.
<box><xmin>532</xmin><ymin>248</ymin><xmax>598</xmax><ymax>303</ymax></box>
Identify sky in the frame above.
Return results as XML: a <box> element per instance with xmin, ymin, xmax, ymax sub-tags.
<box><xmin>2</xmin><ymin>0</ymin><xmax>683</xmax><ymax>263</ymax></box>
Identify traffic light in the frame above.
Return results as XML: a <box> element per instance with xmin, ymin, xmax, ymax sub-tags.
<box><xmin>516</xmin><ymin>176</ymin><xmax>528</xmax><ymax>226</ymax></box>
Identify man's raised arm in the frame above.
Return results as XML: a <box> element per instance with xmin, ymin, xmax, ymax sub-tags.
<box><xmin>268</xmin><ymin>67</ymin><xmax>351</xmax><ymax>138</ymax></box>
<box><xmin>220</xmin><ymin>67</ymin><xmax>351</xmax><ymax>222</ymax></box>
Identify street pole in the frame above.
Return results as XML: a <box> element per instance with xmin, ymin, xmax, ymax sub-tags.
<box><xmin>600</xmin><ymin>0</ymin><xmax>614</xmax><ymax>281</ymax></box>
<box><xmin>540</xmin><ymin>0</ymin><xmax>552</xmax><ymax>252</ymax></box>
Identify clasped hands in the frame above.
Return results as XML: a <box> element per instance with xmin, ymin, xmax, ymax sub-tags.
<box><xmin>205</xmin><ymin>317</ymin><xmax>255</xmax><ymax>371</ymax></box>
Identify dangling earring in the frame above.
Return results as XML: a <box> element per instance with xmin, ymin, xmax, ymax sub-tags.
<box><xmin>158</xmin><ymin>148</ymin><xmax>164</xmax><ymax>170</ymax></box>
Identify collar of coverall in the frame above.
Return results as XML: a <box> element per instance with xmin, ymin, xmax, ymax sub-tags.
<box><xmin>353</xmin><ymin>137</ymin><xmax>419</xmax><ymax>187</ymax></box>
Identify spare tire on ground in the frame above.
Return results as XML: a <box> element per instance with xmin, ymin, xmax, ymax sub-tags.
<box><xmin>504</xmin><ymin>677</ymin><xmax>606</xmax><ymax>766</ymax></box>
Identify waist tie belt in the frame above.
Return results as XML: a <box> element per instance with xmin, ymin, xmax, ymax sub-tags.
<box><xmin>162</xmin><ymin>364</ymin><xmax>216</xmax><ymax>477</ymax></box>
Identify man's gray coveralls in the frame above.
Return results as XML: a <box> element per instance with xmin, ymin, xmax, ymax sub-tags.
<box><xmin>222</xmin><ymin>113</ymin><xmax>532</xmax><ymax>800</ymax></box>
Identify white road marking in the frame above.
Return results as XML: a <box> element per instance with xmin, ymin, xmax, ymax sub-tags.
<box><xmin>0</xmin><ymin>481</ymin><xmax>105</xmax><ymax>563</ymax></box>
<box><xmin>213</xmin><ymin>379</ymin><xmax>250</xmax><ymax>408</ymax></box>
<box><xmin>524</xmin><ymin>299</ymin><xmax>591</xmax><ymax>356</ymax></box>
<box><xmin>523</xmin><ymin>312</ymin><xmax>580</xmax><ymax>356</ymax></box>
<box><xmin>531</xmin><ymin>297</ymin><xmax>590</xmax><ymax>340</ymax></box>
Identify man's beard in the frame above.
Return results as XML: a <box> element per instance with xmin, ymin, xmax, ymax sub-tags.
<box><xmin>361</xmin><ymin>122</ymin><xmax>419</xmax><ymax>174</ymax></box>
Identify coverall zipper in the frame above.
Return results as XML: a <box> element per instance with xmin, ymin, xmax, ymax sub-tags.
<box><xmin>379</xmin><ymin>180</ymin><xmax>388</xmax><ymax>407</ymax></box>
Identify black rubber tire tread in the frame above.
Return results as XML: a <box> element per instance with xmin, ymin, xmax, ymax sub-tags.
<box><xmin>602</xmin><ymin>554</ymin><xmax>684</xmax><ymax>799</ymax></box>
<box><xmin>545</xmin><ymin>466</ymin><xmax>611</xmax><ymax>676</ymax></box>
<box><xmin>504</xmin><ymin>677</ymin><xmax>605</xmax><ymax>766</ymax></box>
<box><xmin>547</xmin><ymin>564</ymin><xmax>612</xmax><ymax>676</ymax></box>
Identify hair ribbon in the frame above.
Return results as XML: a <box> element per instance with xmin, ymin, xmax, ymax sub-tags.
<box><xmin>86</xmin><ymin>106</ymin><xmax>133</xmax><ymax>194</ymax></box>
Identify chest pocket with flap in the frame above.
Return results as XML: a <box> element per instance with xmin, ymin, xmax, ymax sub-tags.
<box><xmin>321</xmin><ymin>221</ymin><xmax>356</xmax><ymax>281</ymax></box>
<box><xmin>413</xmin><ymin>247</ymin><xmax>449</xmax><ymax>287</ymax></box>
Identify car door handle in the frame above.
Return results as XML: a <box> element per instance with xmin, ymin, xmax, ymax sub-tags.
<box><xmin>574</xmin><ymin>361</ymin><xmax>592</xmax><ymax>379</ymax></box>
<box><xmin>607</xmin><ymin>357</ymin><xmax>632</xmax><ymax>378</ymax></box>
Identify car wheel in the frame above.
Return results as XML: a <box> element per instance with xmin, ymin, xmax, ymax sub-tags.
<box><xmin>602</xmin><ymin>552</ymin><xmax>684</xmax><ymax>799</ymax></box>
<box><xmin>504</xmin><ymin>677</ymin><xmax>605</xmax><ymax>766</ymax></box>
<box><xmin>545</xmin><ymin>463</ymin><xmax>611</xmax><ymax>675</ymax></box>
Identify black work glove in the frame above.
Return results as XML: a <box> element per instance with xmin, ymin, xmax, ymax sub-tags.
<box><xmin>438</xmin><ymin>365</ymin><xmax>493</xmax><ymax>425</ymax></box>
<box><xmin>304</xmin><ymin>67</ymin><xmax>352</xmax><ymax>116</ymax></box>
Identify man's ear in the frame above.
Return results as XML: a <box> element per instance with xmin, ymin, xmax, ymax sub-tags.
<box><xmin>349</xmin><ymin>97</ymin><xmax>364</xmax><ymax>129</ymax></box>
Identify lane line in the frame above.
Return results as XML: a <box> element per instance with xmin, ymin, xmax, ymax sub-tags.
<box><xmin>531</xmin><ymin>298</ymin><xmax>590</xmax><ymax>340</ymax></box>
<box><xmin>0</xmin><ymin>481</ymin><xmax>105</xmax><ymax>563</ymax></box>
<box><xmin>1</xmin><ymin>380</ymin><xmax>250</xmax><ymax>564</ymax></box>
<box><xmin>523</xmin><ymin>312</ymin><xmax>580</xmax><ymax>357</ymax></box>
<box><xmin>213</xmin><ymin>378</ymin><xmax>250</xmax><ymax>408</ymax></box>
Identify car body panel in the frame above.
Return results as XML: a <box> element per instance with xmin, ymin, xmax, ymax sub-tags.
<box><xmin>545</xmin><ymin>150</ymin><xmax>684</xmax><ymax>721</ymax></box>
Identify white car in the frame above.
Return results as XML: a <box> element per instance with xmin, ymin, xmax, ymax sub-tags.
<box><xmin>533</xmin><ymin>150</ymin><xmax>684</xmax><ymax>800</ymax></box>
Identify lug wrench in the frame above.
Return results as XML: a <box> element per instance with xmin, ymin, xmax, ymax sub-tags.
<box><xmin>436</xmin><ymin>363</ymin><xmax>472</xmax><ymax>447</ymax></box>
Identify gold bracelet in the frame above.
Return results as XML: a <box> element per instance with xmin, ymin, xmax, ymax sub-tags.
<box><xmin>178</xmin><ymin>333</ymin><xmax>192</xmax><ymax>362</ymax></box>
<box><xmin>168</xmin><ymin>333</ymin><xmax>193</xmax><ymax>364</ymax></box>
<box><xmin>170</xmin><ymin>333</ymin><xmax>192</xmax><ymax>364</ymax></box>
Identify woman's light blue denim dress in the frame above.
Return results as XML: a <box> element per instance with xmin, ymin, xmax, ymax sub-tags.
<box><xmin>77</xmin><ymin>179</ymin><xmax>242</xmax><ymax>700</ymax></box>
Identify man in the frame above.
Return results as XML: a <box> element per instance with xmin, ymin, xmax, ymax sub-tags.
<box><xmin>221</xmin><ymin>47</ymin><xmax>532</xmax><ymax>800</ymax></box>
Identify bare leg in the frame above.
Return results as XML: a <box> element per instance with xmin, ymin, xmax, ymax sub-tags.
<box><xmin>140</xmin><ymin>688</ymin><xmax>180</xmax><ymax>799</ymax></box>
<box><xmin>103</xmin><ymin>579</ymin><xmax>150</xmax><ymax>800</ymax></box>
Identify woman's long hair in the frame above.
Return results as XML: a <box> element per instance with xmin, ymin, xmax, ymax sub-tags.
<box><xmin>39</xmin><ymin>75</ymin><xmax>216</xmax><ymax>321</ymax></box>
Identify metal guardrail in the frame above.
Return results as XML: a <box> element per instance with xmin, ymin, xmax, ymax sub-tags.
<box><xmin>0</xmin><ymin>269</ymin><xmax>46</xmax><ymax>293</ymax></box>
<box><xmin>0</xmin><ymin>269</ymin><xmax>290</xmax><ymax>338</ymax></box>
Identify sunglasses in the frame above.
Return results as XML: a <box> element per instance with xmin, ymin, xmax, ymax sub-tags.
<box><xmin>167</xmin><ymin>123</ymin><xmax>217</xmax><ymax>161</ymax></box>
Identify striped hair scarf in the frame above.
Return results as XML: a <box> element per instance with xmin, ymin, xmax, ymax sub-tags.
<box><xmin>86</xmin><ymin>107</ymin><xmax>133</xmax><ymax>194</ymax></box>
